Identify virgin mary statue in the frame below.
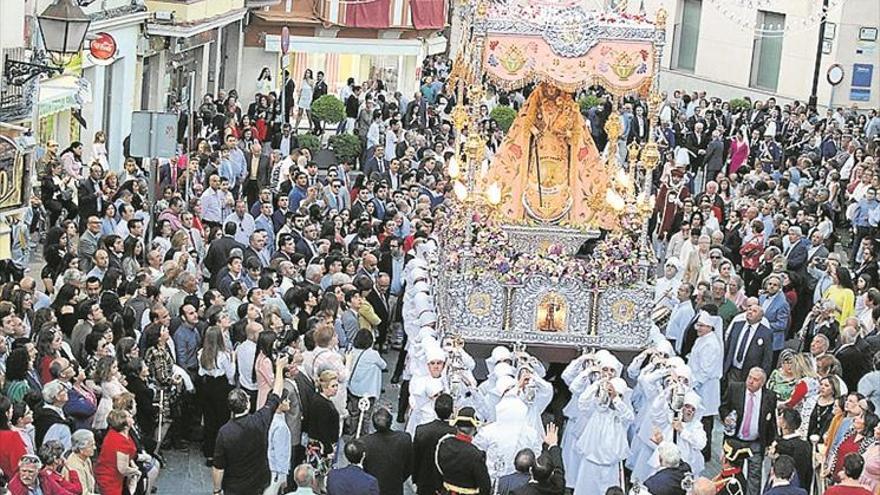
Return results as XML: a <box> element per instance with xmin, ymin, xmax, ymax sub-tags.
<box><xmin>483</xmin><ymin>83</ymin><xmax>619</xmax><ymax>230</ymax></box>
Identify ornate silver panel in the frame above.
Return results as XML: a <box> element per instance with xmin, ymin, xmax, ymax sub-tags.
<box><xmin>501</xmin><ymin>225</ymin><xmax>601</xmax><ymax>256</ymax></box>
<box><xmin>595</xmin><ymin>286</ymin><xmax>653</xmax><ymax>348</ymax></box>
<box><xmin>445</xmin><ymin>275</ymin><xmax>506</xmax><ymax>333</ymax></box>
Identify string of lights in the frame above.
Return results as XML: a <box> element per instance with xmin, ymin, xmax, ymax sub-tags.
<box><xmin>705</xmin><ymin>0</ymin><xmax>844</xmax><ymax>38</ymax></box>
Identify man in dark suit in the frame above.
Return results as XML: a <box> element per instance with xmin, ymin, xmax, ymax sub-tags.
<box><xmin>496</xmin><ymin>449</ymin><xmax>534</xmax><ymax>495</ymax></box>
<box><xmin>270</xmin><ymin>123</ymin><xmax>296</xmax><ymax>157</ymax></box>
<box><xmin>366</xmin><ymin>273</ymin><xmax>392</xmax><ymax>352</ymax></box>
<box><xmin>326</xmin><ymin>439</ymin><xmax>380</xmax><ymax>495</ymax></box>
<box><xmin>203</xmin><ymin>222</ymin><xmax>245</xmax><ymax>285</ymax></box>
<box><xmin>362</xmin><ymin>146</ymin><xmax>388</xmax><ymax>182</ymax></box>
<box><xmin>719</xmin><ymin>368</ymin><xmax>778</xmax><ymax>495</ymax></box>
<box><xmin>510</xmin><ymin>424</ymin><xmax>565</xmax><ymax>495</ymax></box>
<box><xmin>360</xmin><ymin>408</ymin><xmax>412</xmax><ymax>495</ymax></box>
<box><xmin>784</xmin><ymin>226</ymin><xmax>810</xmax><ymax>274</ymax></box>
<box><xmin>77</xmin><ymin>163</ymin><xmax>105</xmax><ymax>230</ymax></box>
<box><xmin>723</xmin><ymin>300</ymin><xmax>775</xmax><ymax>383</ymax></box>
<box><xmin>703</xmin><ymin>130</ymin><xmax>725</xmax><ymax>179</ymax></box>
<box><xmin>295</xmin><ymin>222</ymin><xmax>320</xmax><ymax>263</ymax></box>
<box><xmin>763</xmin><ymin>455</ymin><xmax>807</xmax><ymax>495</ymax></box>
<box><xmin>643</xmin><ymin>442</ymin><xmax>692</xmax><ymax>495</ymax></box>
<box><xmin>311</xmin><ymin>71</ymin><xmax>328</xmax><ymax>135</ymax></box>
<box><xmin>413</xmin><ymin>394</ymin><xmax>455</xmax><ymax>495</ymax></box>
<box><xmin>773</xmin><ymin>409</ymin><xmax>812</xmax><ymax>491</ymax></box>
<box><xmin>282</xmin><ymin>71</ymin><xmax>295</xmax><ymax>123</ymax></box>
<box><xmin>243</xmin><ymin>142</ymin><xmax>271</xmax><ymax>208</ymax></box>
<box><xmin>435</xmin><ymin>407</ymin><xmax>491</xmax><ymax>495</ymax></box>
<box><xmin>836</xmin><ymin>325</ymin><xmax>872</xmax><ymax>392</ymax></box>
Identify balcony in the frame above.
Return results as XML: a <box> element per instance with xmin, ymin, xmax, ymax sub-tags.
<box><xmin>313</xmin><ymin>0</ymin><xmax>447</xmax><ymax>30</ymax></box>
<box><xmin>245</xmin><ymin>0</ymin><xmax>281</xmax><ymax>7</ymax></box>
<box><xmin>145</xmin><ymin>0</ymin><xmax>246</xmax><ymax>24</ymax></box>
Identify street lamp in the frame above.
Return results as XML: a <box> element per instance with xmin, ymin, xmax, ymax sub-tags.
<box><xmin>3</xmin><ymin>0</ymin><xmax>91</xmax><ymax>86</ymax></box>
<box><xmin>38</xmin><ymin>0</ymin><xmax>92</xmax><ymax>65</ymax></box>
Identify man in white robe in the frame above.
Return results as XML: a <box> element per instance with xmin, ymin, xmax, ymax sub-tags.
<box><xmin>574</xmin><ymin>377</ymin><xmax>634</xmax><ymax>495</ymax></box>
<box><xmin>562</xmin><ymin>351</ymin><xmax>621</xmax><ymax>489</ymax></box>
<box><xmin>473</xmin><ymin>376</ymin><xmax>542</xmax><ymax>482</ymax></box>
<box><xmin>646</xmin><ymin>391</ymin><xmax>708</xmax><ymax>477</ymax></box>
<box><xmin>406</xmin><ymin>343</ymin><xmax>448</xmax><ymax>436</ymax></box>
<box><xmin>688</xmin><ymin>311</ymin><xmax>723</xmax><ymax>462</ymax></box>
<box><xmin>667</xmin><ymin>283</ymin><xmax>696</xmax><ymax>353</ymax></box>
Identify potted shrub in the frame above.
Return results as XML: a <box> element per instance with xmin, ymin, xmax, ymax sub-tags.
<box><xmin>489</xmin><ymin>105</ymin><xmax>517</xmax><ymax>132</ymax></box>
<box><xmin>328</xmin><ymin>134</ymin><xmax>362</xmax><ymax>164</ymax></box>
<box><xmin>310</xmin><ymin>95</ymin><xmax>345</xmax><ymax>133</ymax></box>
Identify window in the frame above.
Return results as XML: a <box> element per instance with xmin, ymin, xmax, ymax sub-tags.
<box><xmin>673</xmin><ymin>0</ymin><xmax>702</xmax><ymax>72</ymax></box>
<box><xmin>750</xmin><ymin>11</ymin><xmax>786</xmax><ymax>91</ymax></box>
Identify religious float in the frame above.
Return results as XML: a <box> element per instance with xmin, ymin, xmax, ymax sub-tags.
<box><xmin>433</xmin><ymin>0</ymin><xmax>669</xmax><ymax>360</ymax></box>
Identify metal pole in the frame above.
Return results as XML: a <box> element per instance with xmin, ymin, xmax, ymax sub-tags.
<box><xmin>809</xmin><ymin>0</ymin><xmax>830</xmax><ymax>111</ymax></box>
<box><xmin>188</xmin><ymin>71</ymin><xmax>196</xmax><ymax>154</ymax></box>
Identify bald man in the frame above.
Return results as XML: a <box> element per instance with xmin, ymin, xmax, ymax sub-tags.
<box><xmin>692</xmin><ymin>477</ymin><xmax>715</xmax><ymax>495</ymax></box>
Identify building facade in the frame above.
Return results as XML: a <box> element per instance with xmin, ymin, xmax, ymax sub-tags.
<box><xmin>241</xmin><ymin>0</ymin><xmax>448</xmax><ymax>103</ymax></box>
<box><xmin>643</xmin><ymin>0</ymin><xmax>879</xmax><ymax>109</ymax></box>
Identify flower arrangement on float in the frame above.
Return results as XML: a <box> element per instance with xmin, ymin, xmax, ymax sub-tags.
<box><xmin>438</xmin><ymin>201</ymin><xmax>643</xmax><ymax>290</ymax></box>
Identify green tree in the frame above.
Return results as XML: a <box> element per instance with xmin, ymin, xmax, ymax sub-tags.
<box><xmin>311</xmin><ymin>95</ymin><xmax>345</xmax><ymax>124</ymax></box>
<box><xmin>297</xmin><ymin>134</ymin><xmax>321</xmax><ymax>156</ymax></box>
<box><xmin>329</xmin><ymin>134</ymin><xmax>362</xmax><ymax>164</ymax></box>
<box><xmin>489</xmin><ymin>105</ymin><xmax>517</xmax><ymax>132</ymax></box>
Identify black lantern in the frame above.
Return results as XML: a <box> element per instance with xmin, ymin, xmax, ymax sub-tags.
<box><xmin>37</xmin><ymin>0</ymin><xmax>91</xmax><ymax>65</ymax></box>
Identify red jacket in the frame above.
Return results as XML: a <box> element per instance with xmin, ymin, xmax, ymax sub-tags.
<box><xmin>9</xmin><ymin>468</ymin><xmax>82</xmax><ymax>495</ymax></box>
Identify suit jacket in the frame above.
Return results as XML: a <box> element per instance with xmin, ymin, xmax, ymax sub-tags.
<box><xmin>363</xmin><ymin>157</ymin><xmax>387</xmax><ymax>181</ymax></box>
<box><xmin>836</xmin><ymin>340</ymin><xmax>872</xmax><ymax>392</ymax></box>
<box><xmin>763</xmin><ymin>485</ymin><xmax>808</xmax><ymax>495</ymax></box>
<box><xmin>293</xmin><ymin>371</ymin><xmax>317</xmax><ymax>434</ymax></box>
<box><xmin>326</xmin><ymin>465</ymin><xmax>379</xmax><ymax>495</ymax></box>
<box><xmin>718</xmin><ymin>381</ymin><xmax>777</xmax><ymax>447</ymax></box>
<box><xmin>78</xmin><ymin>230</ymin><xmax>101</xmax><ymax>273</ymax></box>
<box><xmin>760</xmin><ymin>292</ymin><xmax>791</xmax><ymax>340</ymax></box>
<box><xmin>295</xmin><ymin>238</ymin><xmax>317</xmax><ymax>262</ymax></box>
<box><xmin>412</xmin><ymin>419</ymin><xmax>456</xmax><ymax>494</ymax></box>
<box><xmin>723</xmin><ymin>319</ymin><xmax>774</xmax><ymax>376</ymax></box>
<box><xmin>360</xmin><ymin>430</ymin><xmax>413</xmax><ymax>495</ymax></box>
<box><xmin>774</xmin><ymin>435</ymin><xmax>813</xmax><ymax>490</ymax></box>
<box><xmin>244</xmin><ymin>151</ymin><xmax>271</xmax><ymax>188</ymax></box>
<box><xmin>643</xmin><ymin>462</ymin><xmax>692</xmax><ymax>495</ymax></box>
<box><xmin>204</xmin><ymin>236</ymin><xmax>245</xmax><ymax>281</ymax></box>
<box><xmin>510</xmin><ymin>445</ymin><xmax>565</xmax><ymax>495</ymax></box>
<box><xmin>704</xmin><ymin>138</ymin><xmax>724</xmax><ymax>173</ymax></box>
<box><xmin>785</xmin><ymin>238</ymin><xmax>810</xmax><ymax>273</ymax></box>
<box><xmin>77</xmin><ymin>176</ymin><xmax>103</xmax><ymax>217</ymax></box>
<box><xmin>366</xmin><ymin>288</ymin><xmax>391</xmax><ymax>338</ymax></box>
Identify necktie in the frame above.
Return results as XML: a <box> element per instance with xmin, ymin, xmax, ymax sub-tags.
<box><xmin>735</xmin><ymin>324</ymin><xmax>752</xmax><ymax>365</ymax></box>
<box><xmin>742</xmin><ymin>392</ymin><xmax>755</xmax><ymax>439</ymax></box>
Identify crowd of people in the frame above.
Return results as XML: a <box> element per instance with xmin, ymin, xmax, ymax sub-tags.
<box><xmin>0</xmin><ymin>48</ymin><xmax>879</xmax><ymax>495</ymax></box>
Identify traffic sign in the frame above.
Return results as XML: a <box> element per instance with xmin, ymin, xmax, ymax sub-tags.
<box><xmin>129</xmin><ymin>111</ymin><xmax>178</xmax><ymax>158</ymax></box>
<box><xmin>281</xmin><ymin>26</ymin><xmax>290</xmax><ymax>55</ymax></box>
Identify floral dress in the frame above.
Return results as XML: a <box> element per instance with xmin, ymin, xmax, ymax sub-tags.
<box><xmin>144</xmin><ymin>344</ymin><xmax>181</xmax><ymax>416</ymax></box>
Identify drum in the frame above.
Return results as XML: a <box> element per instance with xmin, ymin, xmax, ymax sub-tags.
<box><xmin>651</xmin><ymin>305</ymin><xmax>672</xmax><ymax>329</ymax></box>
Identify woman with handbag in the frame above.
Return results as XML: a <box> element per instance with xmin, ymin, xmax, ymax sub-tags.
<box><xmin>346</xmin><ymin>330</ymin><xmax>387</xmax><ymax>436</ymax></box>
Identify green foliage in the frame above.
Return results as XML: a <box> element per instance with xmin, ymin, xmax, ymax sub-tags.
<box><xmin>489</xmin><ymin>105</ymin><xmax>518</xmax><ymax>132</ymax></box>
<box><xmin>729</xmin><ymin>98</ymin><xmax>751</xmax><ymax>113</ymax></box>
<box><xmin>578</xmin><ymin>94</ymin><xmax>602</xmax><ymax>114</ymax></box>
<box><xmin>329</xmin><ymin>133</ymin><xmax>362</xmax><ymax>164</ymax></box>
<box><xmin>297</xmin><ymin>134</ymin><xmax>322</xmax><ymax>156</ymax></box>
<box><xmin>311</xmin><ymin>95</ymin><xmax>345</xmax><ymax>124</ymax></box>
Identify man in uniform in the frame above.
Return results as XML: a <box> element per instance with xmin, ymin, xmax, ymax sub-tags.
<box><xmin>435</xmin><ymin>407</ymin><xmax>492</xmax><ymax>495</ymax></box>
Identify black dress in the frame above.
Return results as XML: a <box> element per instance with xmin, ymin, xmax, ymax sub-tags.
<box><xmin>306</xmin><ymin>394</ymin><xmax>339</xmax><ymax>455</ymax></box>
<box><xmin>809</xmin><ymin>401</ymin><xmax>835</xmax><ymax>439</ymax></box>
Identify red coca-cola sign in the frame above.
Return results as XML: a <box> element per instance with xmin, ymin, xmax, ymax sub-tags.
<box><xmin>89</xmin><ymin>32</ymin><xmax>117</xmax><ymax>61</ymax></box>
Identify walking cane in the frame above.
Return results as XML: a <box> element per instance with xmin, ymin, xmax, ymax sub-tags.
<box><xmin>155</xmin><ymin>388</ymin><xmax>165</xmax><ymax>455</ymax></box>
<box><xmin>355</xmin><ymin>397</ymin><xmax>371</xmax><ymax>438</ymax></box>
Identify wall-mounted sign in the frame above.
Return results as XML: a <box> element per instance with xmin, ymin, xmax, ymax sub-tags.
<box><xmin>823</xmin><ymin>40</ymin><xmax>833</xmax><ymax>54</ymax></box>
<box><xmin>827</xmin><ymin>64</ymin><xmax>845</xmax><ymax>86</ymax></box>
<box><xmin>860</xmin><ymin>27</ymin><xmax>878</xmax><ymax>42</ymax></box>
<box><xmin>824</xmin><ymin>22</ymin><xmax>836</xmax><ymax>40</ymax></box>
<box><xmin>852</xmin><ymin>63</ymin><xmax>874</xmax><ymax>87</ymax></box>
<box><xmin>89</xmin><ymin>32</ymin><xmax>117</xmax><ymax>64</ymax></box>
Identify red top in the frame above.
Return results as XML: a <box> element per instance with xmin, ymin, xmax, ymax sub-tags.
<box><xmin>0</xmin><ymin>430</ymin><xmax>27</xmax><ymax>480</ymax></box>
<box><xmin>833</xmin><ymin>435</ymin><xmax>862</xmax><ymax>483</ymax></box>
<box><xmin>785</xmin><ymin>380</ymin><xmax>809</xmax><ymax>408</ymax></box>
<box><xmin>825</xmin><ymin>485</ymin><xmax>873</xmax><ymax>495</ymax></box>
<box><xmin>94</xmin><ymin>429</ymin><xmax>137</xmax><ymax>495</ymax></box>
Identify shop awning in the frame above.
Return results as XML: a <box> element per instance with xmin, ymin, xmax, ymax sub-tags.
<box><xmin>37</xmin><ymin>75</ymin><xmax>91</xmax><ymax>119</ymax></box>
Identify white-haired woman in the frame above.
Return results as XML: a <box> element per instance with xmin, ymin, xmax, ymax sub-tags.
<box><xmin>67</xmin><ymin>429</ymin><xmax>98</xmax><ymax>495</ymax></box>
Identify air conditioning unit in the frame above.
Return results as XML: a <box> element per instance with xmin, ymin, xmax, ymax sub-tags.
<box><xmin>136</xmin><ymin>36</ymin><xmax>152</xmax><ymax>57</ymax></box>
<box><xmin>154</xmin><ymin>11</ymin><xmax>174</xmax><ymax>22</ymax></box>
